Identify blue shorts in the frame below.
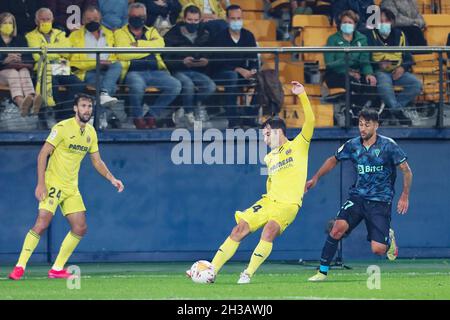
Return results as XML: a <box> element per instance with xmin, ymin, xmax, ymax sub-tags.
<box><xmin>336</xmin><ymin>196</ymin><xmax>392</xmax><ymax>245</ymax></box>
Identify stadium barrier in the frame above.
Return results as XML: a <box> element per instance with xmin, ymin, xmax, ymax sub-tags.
<box><xmin>0</xmin><ymin>46</ymin><xmax>449</xmax><ymax>131</ymax></box>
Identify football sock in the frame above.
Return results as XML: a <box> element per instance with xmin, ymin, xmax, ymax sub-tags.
<box><xmin>246</xmin><ymin>240</ymin><xmax>273</xmax><ymax>277</ymax></box>
<box><xmin>17</xmin><ymin>230</ymin><xmax>41</xmax><ymax>269</ymax></box>
<box><xmin>319</xmin><ymin>235</ymin><xmax>339</xmax><ymax>275</ymax></box>
<box><xmin>52</xmin><ymin>232</ymin><xmax>82</xmax><ymax>271</ymax></box>
<box><xmin>211</xmin><ymin>237</ymin><xmax>240</xmax><ymax>274</ymax></box>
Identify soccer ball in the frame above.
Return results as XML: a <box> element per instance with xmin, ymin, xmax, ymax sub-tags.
<box><xmin>190</xmin><ymin>260</ymin><xmax>216</xmax><ymax>284</ymax></box>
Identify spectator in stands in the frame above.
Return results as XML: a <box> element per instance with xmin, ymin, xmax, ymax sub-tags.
<box><xmin>69</xmin><ymin>6</ymin><xmax>122</xmax><ymax>106</ymax></box>
<box><xmin>114</xmin><ymin>2</ymin><xmax>181</xmax><ymax>129</ymax></box>
<box><xmin>311</xmin><ymin>0</ymin><xmax>333</xmax><ymax>17</ymax></box>
<box><xmin>366</xmin><ymin>8</ymin><xmax>422</xmax><ymax>126</ymax></box>
<box><xmin>0</xmin><ymin>12</ymin><xmax>42</xmax><ymax>117</ymax></box>
<box><xmin>98</xmin><ymin>0</ymin><xmax>128</xmax><ymax>31</ymax></box>
<box><xmin>324</xmin><ymin>10</ymin><xmax>377</xmax><ymax>108</ymax></box>
<box><xmin>381</xmin><ymin>0</ymin><xmax>427</xmax><ymax>46</ymax></box>
<box><xmin>41</xmin><ymin>0</ymin><xmax>98</xmax><ymax>32</ymax></box>
<box><xmin>179</xmin><ymin>0</ymin><xmax>227</xmax><ymax>36</ymax></box>
<box><xmin>210</xmin><ymin>4</ymin><xmax>258</xmax><ymax>127</ymax></box>
<box><xmin>164</xmin><ymin>5</ymin><xmax>216</xmax><ymax>126</ymax></box>
<box><xmin>292</xmin><ymin>1</ymin><xmax>313</xmax><ymax>16</ymax></box>
<box><xmin>0</xmin><ymin>0</ymin><xmax>42</xmax><ymax>35</ymax></box>
<box><xmin>26</xmin><ymin>7</ymin><xmax>86</xmax><ymax>124</ymax></box>
<box><xmin>333</xmin><ymin>0</ymin><xmax>374</xmax><ymax>32</ymax></box>
<box><xmin>140</xmin><ymin>0</ymin><xmax>182</xmax><ymax>36</ymax></box>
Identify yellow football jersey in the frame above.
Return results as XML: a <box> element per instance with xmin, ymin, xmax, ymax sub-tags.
<box><xmin>45</xmin><ymin>117</ymin><xmax>99</xmax><ymax>190</ymax></box>
<box><xmin>264</xmin><ymin>93</ymin><xmax>315</xmax><ymax>206</ymax></box>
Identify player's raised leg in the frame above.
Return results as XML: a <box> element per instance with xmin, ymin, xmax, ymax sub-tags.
<box><xmin>208</xmin><ymin>220</ymin><xmax>250</xmax><ymax>276</ymax></box>
<box><xmin>49</xmin><ymin>211</ymin><xmax>87</xmax><ymax>279</ymax></box>
<box><xmin>309</xmin><ymin>219</ymin><xmax>349</xmax><ymax>282</ymax></box>
<box><xmin>238</xmin><ymin>220</ymin><xmax>280</xmax><ymax>284</ymax></box>
<box><xmin>9</xmin><ymin>210</ymin><xmax>54</xmax><ymax>280</ymax></box>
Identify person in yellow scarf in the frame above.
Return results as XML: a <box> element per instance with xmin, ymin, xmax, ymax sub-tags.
<box><xmin>26</xmin><ymin>8</ymin><xmax>85</xmax><ymax>125</ymax></box>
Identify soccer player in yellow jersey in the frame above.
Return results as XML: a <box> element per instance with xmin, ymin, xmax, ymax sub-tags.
<box><xmin>9</xmin><ymin>94</ymin><xmax>124</xmax><ymax>280</ymax></box>
<box><xmin>188</xmin><ymin>81</ymin><xmax>315</xmax><ymax>284</ymax></box>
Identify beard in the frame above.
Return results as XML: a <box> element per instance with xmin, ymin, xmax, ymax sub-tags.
<box><xmin>77</xmin><ymin>111</ymin><xmax>92</xmax><ymax>123</ymax></box>
<box><xmin>361</xmin><ymin>131</ymin><xmax>374</xmax><ymax>141</ymax></box>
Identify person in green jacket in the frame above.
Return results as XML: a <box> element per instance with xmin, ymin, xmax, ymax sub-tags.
<box><xmin>324</xmin><ymin>10</ymin><xmax>377</xmax><ymax>108</ymax></box>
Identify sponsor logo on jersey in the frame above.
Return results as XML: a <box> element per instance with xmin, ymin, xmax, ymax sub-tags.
<box><xmin>68</xmin><ymin>144</ymin><xmax>89</xmax><ymax>152</ymax></box>
<box><xmin>358</xmin><ymin>164</ymin><xmax>384</xmax><ymax>174</ymax></box>
<box><xmin>269</xmin><ymin>157</ymin><xmax>294</xmax><ymax>173</ymax></box>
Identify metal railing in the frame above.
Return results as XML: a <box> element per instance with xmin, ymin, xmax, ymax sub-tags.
<box><xmin>0</xmin><ymin>46</ymin><xmax>449</xmax><ymax>130</ymax></box>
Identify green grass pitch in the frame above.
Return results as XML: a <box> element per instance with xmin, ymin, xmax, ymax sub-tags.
<box><xmin>1</xmin><ymin>259</ymin><xmax>449</xmax><ymax>300</ymax></box>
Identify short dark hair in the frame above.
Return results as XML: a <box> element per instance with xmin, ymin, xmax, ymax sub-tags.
<box><xmin>184</xmin><ymin>5</ymin><xmax>201</xmax><ymax>18</ymax></box>
<box><xmin>226</xmin><ymin>4</ymin><xmax>242</xmax><ymax>17</ymax></box>
<box><xmin>262</xmin><ymin>117</ymin><xmax>287</xmax><ymax>136</ymax></box>
<box><xmin>380</xmin><ymin>8</ymin><xmax>396</xmax><ymax>23</ymax></box>
<box><xmin>74</xmin><ymin>93</ymin><xmax>94</xmax><ymax>106</ymax></box>
<box><xmin>358</xmin><ymin>109</ymin><xmax>379</xmax><ymax>123</ymax></box>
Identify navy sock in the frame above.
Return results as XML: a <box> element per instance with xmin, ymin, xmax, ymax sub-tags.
<box><xmin>318</xmin><ymin>235</ymin><xmax>340</xmax><ymax>275</ymax></box>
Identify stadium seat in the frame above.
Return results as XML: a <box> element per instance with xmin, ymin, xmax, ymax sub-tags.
<box><xmin>232</xmin><ymin>0</ymin><xmax>265</xmax><ymax>19</ymax></box>
<box><xmin>412</xmin><ymin>53</ymin><xmax>441</xmax><ymax>74</ymax></box>
<box><xmin>423</xmin><ymin>14</ymin><xmax>450</xmax><ymax>45</ymax></box>
<box><xmin>258</xmin><ymin>40</ymin><xmax>292</xmax><ymax>63</ymax></box>
<box><xmin>292</xmin><ymin>15</ymin><xmax>335</xmax><ymax>69</ymax></box>
<box><xmin>269</xmin><ymin>0</ymin><xmax>290</xmax><ymax>11</ymax></box>
<box><xmin>244</xmin><ymin>20</ymin><xmax>277</xmax><ymax>41</ymax></box>
<box><xmin>280</xmin><ymin>101</ymin><xmax>334</xmax><ymax>128</ymax></box>
<box><xmin>418</xmin><ymin>0</ymin><xmax>434</xmax><ymax>14</ymax></box>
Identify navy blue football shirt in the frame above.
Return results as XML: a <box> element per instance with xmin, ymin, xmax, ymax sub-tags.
<box><xmin>335</xmin><ymin>135</ymin><xmax>407</xmax><ymax>202</ymax></box>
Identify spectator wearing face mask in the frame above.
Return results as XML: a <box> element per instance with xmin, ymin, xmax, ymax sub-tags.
<box><xmin>69</xmin><ymin>6</ymin><xmax>123</xmax><ymax>106</ymax></box>
<box><xmin>381</xmin><ymin>0</ymin><xmax>427</xmax><ymax>46</ymax></box>
<box><xmin>366</xmin><ymin>8</ymin><xmax>423</xmax><ymax>126</ymax></box>
<box><xmin>114</xmin><ymin>2</ymin><xmax>181</xmax><ymax>129</ymax></box>
<box><xmin>163</xmin><ymin>5</ymin><xmax>216</xmax><ymax>126</ymax></box>
<box><xmin>209</xmin><ymin>4</ymin><xmax>258</xmax><ymax>127</ymax></box>
<box><xmin>324</xmin><ymin>10</ymin><xmax>377</xmax><ymax>108</ymax></box>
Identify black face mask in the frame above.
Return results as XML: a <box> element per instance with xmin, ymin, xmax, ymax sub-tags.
<box><xmin>85</xmin><ymin>21</ymin><xmax>100</xmax><ymax>32</ymax></box>
<box><xmin>129</xmin><ymin>16</ymin><xmax>145</xmax><ymax>29</ymax></box>
<box><xmin>185</xmin><ymin>22</ymin><xmax>200</xmax><ymax>33</ymax></box>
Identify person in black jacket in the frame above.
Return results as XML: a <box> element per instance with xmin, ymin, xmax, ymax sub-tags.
<box><xmin>0</xmin><ymin>0</ymin><xmax>43</xmax><ymax>35</ymax></box>
<box><xmin>210</xmin><ymin>5</ymin><xmax>258</xmax><ymax>126</ymax></box>
<box><xmin>0</xmin><ymin>12</ymin><xmax>42</xmax><ymax>117</ymax></box>
<box><xmin>140</xmin><ymin>0</ymin><xmax>182</xmax><ymax>36</ymax></box>
<box><xmin>164</xmin><ymin>5</ymin><xmax>216</xmax><ymax>121</ymax></box>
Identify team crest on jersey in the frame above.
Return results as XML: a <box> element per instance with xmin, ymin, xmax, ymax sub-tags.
<box><xmin>49</xmin><ymin>199</ymin><xmax>54</xmax><ymax>205</ymax></box>
<box><xmin>286</xmin><ymin>149</ymin><xmax>292</xmax><ymax>155</ymax></box>
<box><xmin>86</xmin><ymin>136</ymin><xmax>91</xmax><ymax>144</ymax></box>
<box><xmin>374</xmin><ymin>149</ymin><xmax>381</xmax><ymax>157</ymax></box>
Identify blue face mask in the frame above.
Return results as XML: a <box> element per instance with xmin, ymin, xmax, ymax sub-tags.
<box><xmin>378</xmin><ymin>23</ymin><xmax>392</xmax><ymax>36</ymax></box>
<box><xmin>340</xmin><ymin>23</ymin><xmax>354</xmax><ymax>35</ymax></box>
<box><xmin>229</xmin><ymin>20</ymin><xmax>243</xmax><ymax>32</ymax></box>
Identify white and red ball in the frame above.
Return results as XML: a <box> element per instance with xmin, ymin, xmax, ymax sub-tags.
<box><xmin>190</xmin><ymin>260</ymin><xmax>216</xmax><ymax>284</ymax></box>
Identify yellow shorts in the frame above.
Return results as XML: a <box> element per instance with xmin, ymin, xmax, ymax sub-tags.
<box><xmin>235</xmin><ymin>197</ymin><xmax>299</xmax><ymax>234</ymax></box>
<box><xmin>38</xmin><ymin>181</ymin><xmax>86</xmax><ymax>216</ymax></box>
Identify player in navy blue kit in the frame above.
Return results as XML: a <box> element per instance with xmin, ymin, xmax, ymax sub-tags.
<box><xmin>306</xmin><ymin>109</ymin><xmax>413</xmax><ymax>281</ymax></box>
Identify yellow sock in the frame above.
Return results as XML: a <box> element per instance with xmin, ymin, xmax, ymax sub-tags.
<box><xmin>211</xmin><ymin>237</ymin><xmax>240</xmax><ymax>274</ymax></box>
<box><xmin>17</xmin><ymin>230</ymin><xmax>41</xmax><ymax>268</ymax></box>
<box><xmin>52</xmin><ymin>232</ymin><xmax>82</xmax><ymax>270</ymax></box>
<box><xmin>246</xmin><ymin>240</ymin><xmax>273</xmax><ymax>277</ymax></box>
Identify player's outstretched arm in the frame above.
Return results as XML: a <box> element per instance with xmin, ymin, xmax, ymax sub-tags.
<box><xmin>90</xmin><ymin>152</ymin><xmax>124</xmax><ymax>193</ymax></box>
<box><xmin>305</xmin><ymin>156</ymin><xmax>338</xmax><ymax>192</ymax></box>
<box><xmin>397</xmin><ymin>161</ymin><xmax>412</xmax><ymax>215</ymax></box>
<box><xmin>35</xmin><ymin>142</ymin><xmax>55</xmax><ymax>201</ymax></box>
<box><xmin>291</xmin><ymin>81</ymin><xmax>315</xmax><ymax>142</ymax></box>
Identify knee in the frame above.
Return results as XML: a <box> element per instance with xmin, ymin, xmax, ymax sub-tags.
<box><xmin>329</xmin><ymin>227</ymin><xmax>345</xmax><ymax>240</ymax></box>
<box><xmin>72</xmin><ymin>224</ymin><xmax>87</xmax><ymax>237</ymax></box>
<box><xmin>262</xmin><ymin>223</ymin><xmax>280</xmax><ymax>242</ymax></box>
<box><xmin>230</xmin><ymin>222</ymin><xmax>249</xmax><ymax>241</ymax></box>
<box><xmin>371</xmin><ymin>244</ymin><xmax>387</xmax><ymax>256</ymax></box>
<box><xmin>169</xmin><ymin>78</ymin><xmax>182</xmax><ymax>94</ymax></box>
<box><xmin>180</xmin><ymin>79</ymin><xmax>195</xmax><ymax>93</ymax></box>
<box><xmin>32</xmin><ymin>223</ymin><xmax>49</xmax><ymax>236</ymax></box>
